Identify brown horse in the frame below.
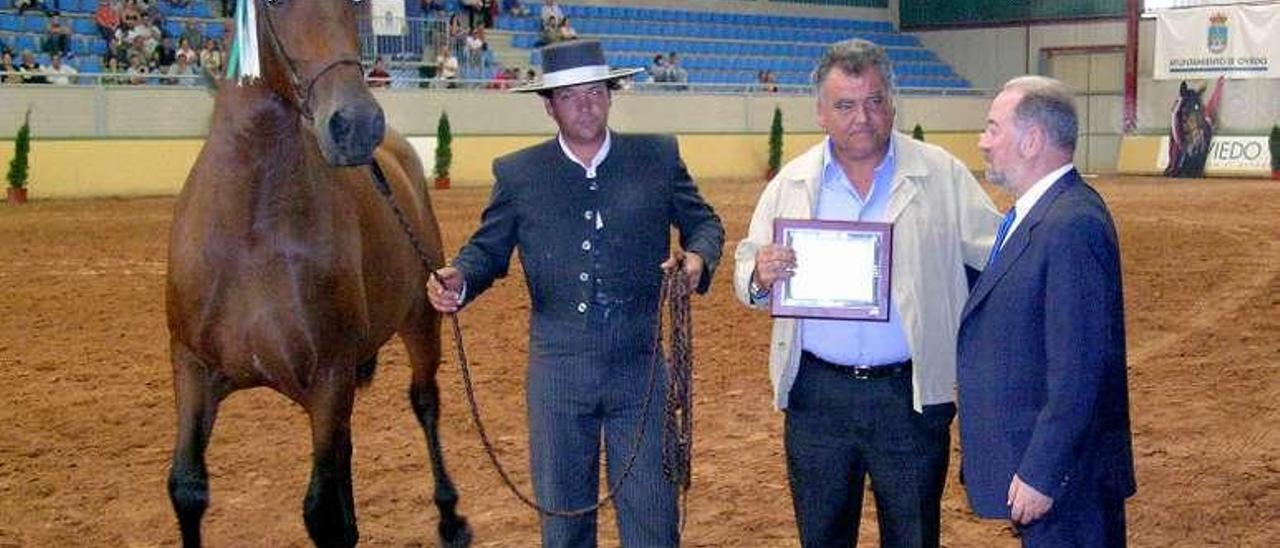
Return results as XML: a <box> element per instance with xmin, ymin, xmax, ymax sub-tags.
<box><xmin>165</xmin><ymin>2</ymin><xmax>470</xmax><ymax>546</ymax></box>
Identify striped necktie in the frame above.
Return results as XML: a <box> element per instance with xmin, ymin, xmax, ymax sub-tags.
<box><xmin>986</xmin><ymin>208</ymin><xmax>1017</xmax><ymax>268</ymax></box>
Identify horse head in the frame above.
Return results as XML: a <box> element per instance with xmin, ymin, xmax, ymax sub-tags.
<box><xmin>255</xmin><ymin>0</ymin><xmax>385</xmax><ymax>166</ymax></box>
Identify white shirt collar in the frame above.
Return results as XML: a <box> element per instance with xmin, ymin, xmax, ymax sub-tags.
<box><xmin>558</xmin><ymin>130</ymin><xmax>612</xmax><ymax>179</ymax></box>
<box><xmin>1007</xmin><ymin>163</ymin><xmax>1073</xmax><ymax>239</ymax></box>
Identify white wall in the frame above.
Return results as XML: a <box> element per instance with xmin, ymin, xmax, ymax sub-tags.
<box><xmin>911</xmin><ymin>19</ymin><xmax>1280</xmax><ymax>134</ymax></box>
<box><xmin>0</xmin><ymin>86</ymin><xmax>991</xmax><ymax>139</ymax></box>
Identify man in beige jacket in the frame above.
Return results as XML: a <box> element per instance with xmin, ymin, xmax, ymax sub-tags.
<box><xmin>734</xmin><ymin>39</ymin><xmax>1001</xmax><ymax>547</ymax></box>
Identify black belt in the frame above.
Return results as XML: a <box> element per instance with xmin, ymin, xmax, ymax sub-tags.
<box><xmin>801</xmin><ymin>350</ymin><xmax>912</xmax><ymax>380</ymax></box>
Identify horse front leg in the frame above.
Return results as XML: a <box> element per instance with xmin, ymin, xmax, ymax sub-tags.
<box><xmin>303</xmin><ymin>369</ymin><xmax>359</xmax><ymax>548</ymax></box>
<box><xmin>168</xmin><ymin>343</ymin><xmax>222</xmax><ymax>548</ymax></box>
<box><xmin>402</xmin><ymin>304</ymin><xmax>472</xmax><ymax>547</ymax></box>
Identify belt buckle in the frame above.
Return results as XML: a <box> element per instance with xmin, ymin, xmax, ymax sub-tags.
<box><xmin>848</xmin><ymin>367</ymin><xmax>876</xmax><ymax>380</ymax></box>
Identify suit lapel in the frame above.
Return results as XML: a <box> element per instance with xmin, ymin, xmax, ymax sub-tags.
<box><xmin>961</xmin><ymin>169</ymin><xmax>1081</xmax><ymax>322</ymax></box>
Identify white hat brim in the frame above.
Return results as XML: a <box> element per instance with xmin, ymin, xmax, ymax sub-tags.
<box><xmin>511</xmin><ymin>67</ymin><xmax>645</xmax><ymax>93</ymax></box>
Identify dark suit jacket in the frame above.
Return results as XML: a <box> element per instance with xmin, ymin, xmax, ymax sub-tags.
<box><xmin>452</xmin><ymin>132</ymin><xmax>724</xmax><ymax>354</ymax></box>
<box><xmin>957</xmin><ymin>168</ymin><xmax>1136</xmax><ymax>518</ymax></box>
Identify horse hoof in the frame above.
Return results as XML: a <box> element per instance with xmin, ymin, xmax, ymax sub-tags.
<box><xmin>438</xmin><ymin>517</ymin><xmax>472</xmax><ymax>548</ymax></box>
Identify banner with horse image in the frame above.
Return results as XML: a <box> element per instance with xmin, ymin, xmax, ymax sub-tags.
<box><xmin>1163</xmin><ymin>77</ymin><xmax>1225</xmax><ymax>178</ymax></box>
<box><xmin>1154</xmin><ymin>4</ymin><xmax>1279</xmax><ymax>80</ymax></box>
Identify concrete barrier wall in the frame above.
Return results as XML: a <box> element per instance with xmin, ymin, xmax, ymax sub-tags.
<box><xmin>0</xmin><ymin>131</ymin><xmax>994</xmax><ymax>199</ymax></box>
<box><xmin>0</xmin><ymin>86</ymin><xmax>1006</xmax><ymax>198</ymax></box>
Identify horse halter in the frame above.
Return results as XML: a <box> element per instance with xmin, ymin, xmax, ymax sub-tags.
<box><xmin>258</xmin><ymin>3</ymin><xmax>365</xmax><ymax>122</ymax></box>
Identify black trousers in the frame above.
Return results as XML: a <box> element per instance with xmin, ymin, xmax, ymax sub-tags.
<box><xmin>784</xmin><ymin>357</ymin><xmax>954</xmax><ymax>547</ymax></box>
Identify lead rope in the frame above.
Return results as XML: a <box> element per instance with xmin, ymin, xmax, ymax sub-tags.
<box><xmin>661</xmin><ymin>257</ymin><xmax>695</xmax><ymax>535</ymax></box>
<box><xmin>369</xmin><ymin>164</ymin><xmax>694</xmax><ymax>523</ymax></box>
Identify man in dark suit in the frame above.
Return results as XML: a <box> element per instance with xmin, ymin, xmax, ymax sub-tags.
<box><xmin>427</xmin><ymin>40</ymin><xmax>724</xmax><ymax>547</ymax></box>
<box><xmin>958</xmin><ymin>75</ymin><xmax>1136</xmax><ymax>547</ymax></box>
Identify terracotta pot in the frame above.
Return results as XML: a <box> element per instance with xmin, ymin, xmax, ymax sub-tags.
<box><xmin>7</xmin><ymin>187</ymin><xmax>27</xmax><ymax>205</ymax></box>
<box><xmin>434</xmin><ymin>176</ymin><xmax>451</xmax><ymax>190</ymax></box>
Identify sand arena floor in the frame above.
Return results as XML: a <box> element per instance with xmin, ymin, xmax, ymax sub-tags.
<box><xmin>0</xmin><ymin>175</ymin><xmax>1277</xmax><ymax>547</ymax></box>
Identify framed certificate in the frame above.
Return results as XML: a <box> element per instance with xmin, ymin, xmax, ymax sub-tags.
<box><xmin>770</xmin><ymin>219</ymin><xmax>892</xmax><ymax>321</ymax></box>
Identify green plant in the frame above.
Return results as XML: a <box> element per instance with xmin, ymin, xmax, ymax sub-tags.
<box><xmin>912</xmin><ymin>123</ymin><xmax>925</xmax><ymax>141</ymax></box>
<box><xmin>1270</xmin><ymin>124</ymin><xmax>1279</xmax><ymax>173</ymax></box>
<box><xmin>767</xmin><ymin>106</ymin><xmax>783</xmax><ymax>178</ymax></box>
<box><xmin>434</xmin><ymin>111</ymin><xmax>452</xmax><ymax>180</ymax></box>
<box><xmin>7</xmin><ymin>108</ymin><xmax>31</xmax><ymax>190</ymax></box>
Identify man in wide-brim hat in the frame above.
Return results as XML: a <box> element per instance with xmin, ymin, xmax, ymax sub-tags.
<box><xmin>428</xmin><ymin>39</ymin><xmax>725</xmax><ymax>547</ymax></box>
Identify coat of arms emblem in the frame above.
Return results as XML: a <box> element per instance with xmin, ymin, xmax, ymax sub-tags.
<box><xmin>1207</xmin><ymin>12</ymin><xmax>1228</xmax><ymax>54</ymax></box>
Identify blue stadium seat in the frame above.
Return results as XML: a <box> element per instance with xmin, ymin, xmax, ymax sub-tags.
<box><xmin>24</xmin><ymin>15</ymin><xmax>47</xmax><ymax>33</ymax></box>
<box><xmin>72</xmin><ymin>18</ymin><xmax>96</xmax><ymax>35</ymax></box>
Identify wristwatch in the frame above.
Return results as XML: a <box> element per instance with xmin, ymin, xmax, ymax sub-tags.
<box><xmin>749</xmin><ymin>278</ymin><xmax>770</xmax><ymax>301</ymax></box>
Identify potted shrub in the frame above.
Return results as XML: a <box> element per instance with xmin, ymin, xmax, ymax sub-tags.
<box><xmin>434</xmin><ymin>111</ymin><xmax>452</xmax><ymax>189</ymax></box>
<box><xmin>6</xmin><ymin>108</ymin><xmax>31</xmax><ymax>205</ymax></box>
<box><xmin>912</xmin><ymin>122</ymin><xmax>925</xmax><ymax>141</ymax></box>
<box><xmin>1270</xmin><ymin>124</ymin><xmax>1279</xmax><ymax>180</ymax></box>
<box><xmin>767</xmin><ymin>106</ymin><xmax>783</xmax><ymax>180</ymax></box>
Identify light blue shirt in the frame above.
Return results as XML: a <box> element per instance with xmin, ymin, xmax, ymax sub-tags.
<box><xmin>801</xmin><ymin>137</ymin><xmax>912</xmax><ymax>367</ymax></box>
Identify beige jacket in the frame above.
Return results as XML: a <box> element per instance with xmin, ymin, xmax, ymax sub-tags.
<box><xmin>734</xmin><ymin>132</ymin><xmax>1001</xmax><ymax>411</ymax></box>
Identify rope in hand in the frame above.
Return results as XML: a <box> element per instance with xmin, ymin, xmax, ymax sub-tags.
<box><xmin>369</xmin><ymin>163</ymin><xmax>695</xmax><ymax>518</ymax></box>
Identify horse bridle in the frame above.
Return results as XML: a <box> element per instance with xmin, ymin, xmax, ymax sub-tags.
<box><xmin>258</xmin><ymin>2</ymin><xmax>364</xmax><ymax>121</ymax></box>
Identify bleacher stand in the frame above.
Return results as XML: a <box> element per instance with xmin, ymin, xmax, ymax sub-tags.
<box><xmin>500</xmin><ymin>3</ymin><xmax>971</xmax><ymax>91</ymax></box>
<box><xmin>2</xmin><ymin>1</ymin><xmax>968</xmax><ymax>90</ymax></box>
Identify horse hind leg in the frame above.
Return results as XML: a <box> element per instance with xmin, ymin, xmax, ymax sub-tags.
<box><xmin>168</xmin><ymin>343</ymin><xmax>223</xmax><ymax>548</ymax></box>
<box><xmin>402</xmin><ymin>304</ymin><xmax>472</xmax><ymax>547</ymax></box>
<box><xmin>303</xmin><ymin>371</ymin><xmax>359</xmax><ymax>548</ymax></box>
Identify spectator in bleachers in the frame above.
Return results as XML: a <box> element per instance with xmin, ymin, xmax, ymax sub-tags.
<box><xmin>180</xmin><ymin>21</ymin><xmax>203</xmax><ymax>50</ymax></box>
<box><xmin>165</xmin><ymin>51</ymin><xmax>196</xmax><ymax>86</ymax></box>
<box><xmin>539</xmin><ymin>0</ymin><xmax>562</xmax><ymax>26</ymax></box>
<box><xmin>18</xmin><ymin>49</ymin><xmax>47</xmax><ymax>83</ymax></box>
<box><xmin>667</xmin><ymin>51</ymin><xmax>688</xmax><ymax>88</ymax></box>
<box><xmin>154</xmin><ymin>35</ymin><xmax>176</xmax><ymax>70</ymax></box>
<box><xmin>175</xmin><ymin>36</ymin><xmax>196</xmax><ymax>65</ymax></box>
<box><xmin>109</xmin><ymin>35</ymin><xmax>130</xmax><ymax>65</ymax></box>
<box><xmin>101</xmin><ymin>55</ymin><xmax>126</xmax><ymax>85</ymax></box>
<box><xmin>366</xmin><ymin>56</ymin><xmax>391</xmax><ymax>88</ymax></box>
<box><xmin>95</xmin><ymin>0</ymin><xmax>122</xmax><ymax>42</ymax></box>
<box><xmin>486</xmin><ymin>64</ymin><xmax>516</xmax><ymax>90</ymax></box>
<box><xmin>123</xmin><ymin>16</ymin><xmax>159</xmax><ymax>55</ymax></box>
<box><xmin>43</xmin><ymin>52</ymin><xmax>77</xmax><ymax>85</ymax></box>
<box><xmin>0</xmin><ymin>51</ymin><xmax>23</xmax><ymax>84</ymax></box>
<box><xmin>126</xmin><ymin>34</ymin><xmax>152</xmax><ymax>68</ymax></box>
<box><xmin>44</xmin><ymin>13</ymin><xmax>72</xmax><ymax>56</ymax></box>
<box><xmin>535</xmin><ymin>14</ymin><xmax>558</xmax><ymax>47</ymax></box>
<box><xmin>436</xmin><ymin>47</ymin><xmax>458</xmax><ymax>88</ymax></box>
<box><xmin>120</xmin><ymin>0</ymin><xmax>142</xmax><ymax>25</ymax></box>
<box><xmin>447</xmin><ymin>12</ymin><xmax>467</xmax><ymax>52</ymax></box>
<box><xmin>464</xmin><ymin>27</ymin><xmax>486</xmax><ymax>70</ymax></box>
<box><xmin>557</xmin><ymin>16</ymin><xmax>577</xmax><ymax>41</ymax></box>
<box><xmin>522</xmin><ymin>67</ymin><xmax>536</xmax><ymax>85</ymax></box>
<box><xmin>757</xmin><ymin>69</ymin><xmax>778</xmax><ymax>93</ymax></box>
<box><xmin>648</xmin><ymin>54</ymin><xmax>667</xmax><ymax>83</ymax></box>
<box><xmin>199</xmin><ymin>37</ymin><xmax>222</xmax><ymax>80</ymax></box>
<box><xmin>125</xmin><ymin>52</ymin><xmax>148</xmax><ymax>84</ymax></box>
